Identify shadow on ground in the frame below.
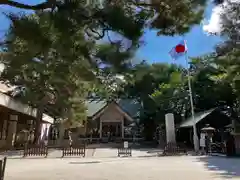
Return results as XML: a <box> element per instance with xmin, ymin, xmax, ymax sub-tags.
<box><xmin>87</xmin><ymin>142</ymin><xmax>159</xmax><ymax>149</ymax></box>
<box><xmin>197</xmin><ymin>156</ymin><xmax>240</xmax><ymax>179</ymax></box>
<box><xmin>69</xmin><ymin>161</ymin><xmax>101</xmax><ymax>164</ymax></box>
<box><xmin>0</xmin><ymin>150</ymin><xmax>24</xmax><ymax>157</ymax></box>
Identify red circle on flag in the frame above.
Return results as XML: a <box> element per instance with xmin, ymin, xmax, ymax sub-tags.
<box><xmin>175</xmin><ymin>44</ymin><xmax>185</xmax><ymax>53</ymax></box>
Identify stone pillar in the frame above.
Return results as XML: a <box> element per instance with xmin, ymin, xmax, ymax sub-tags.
<box><xmin>6</xmin><ymin>114</ymin><xmax>18</xmax><ymax>148</ymax></box>
<box><xmin>99</xmin><ymin>119</ymin><xmax>102</xmax><ymax>138</ymax></box>
<box><xmin>165</xmin><ymin>113</ymin><xmax>176</xmax><ymax>144</ymax></box>
<box><xmin>121</xmin><ymin>120</ymin><xmax>124</xmax><ymax>138</ymax></box>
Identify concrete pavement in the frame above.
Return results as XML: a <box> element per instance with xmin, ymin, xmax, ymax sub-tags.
<box><xmin>5</xmin><ymin>155</ymin><xmax>240</xmax><ymax>180</ymax></box>
<box><xmin>2</xmin><ymin>147</ymin><xmax>240</xmax><ymax>180</ymax></box>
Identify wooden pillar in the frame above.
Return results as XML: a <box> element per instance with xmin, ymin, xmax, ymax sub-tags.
<box><xmin>99</xmin><ymin>119</ymin><xmax>102</xmax><ymax>138</ymax></box>
<box><xmin>121</xmin><ymin>120</ymin><xmax>124</xmax><ymax>138</ymax></box>
<box><xmin>116</xmin><ymin>123</ymin><xmax>119</xmax><ymax>135</ymax></box>
<box><xmin>6</xmin><ymin>114</ymin><xmax>18</xmax><ymax>148</ymax></box>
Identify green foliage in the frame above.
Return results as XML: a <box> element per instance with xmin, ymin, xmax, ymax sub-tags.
<box><xmin>207</xmin><ymin>1</ymin><xmax>240</xmax><ymax>126</ymax></box>
<box><xmin>95</xmin><ymin>43</ymin><xmax>134</xmax><ymax>73</ymax></box>
<box><xmin>151</xmin><ymin>0</ymin><xmax>206</xmax><ymax>35</ymax></box>
<box><xmin>190</xmin><ymin>56</ymin><xmax>236</xmax><ymax>111</ymax></box>
<box><xmin>0</xmin><ymin>9</ymin><xmax>137</xmax><ymax>128</ymax></box>
<box><xmin>150</xmin><ymin>66</ymin><xmax>188</xmax><ymax>122</ymax></box>
<box><xmin>122</xmin><ymin>58</ymin><xmax>237</xmax><ymax>127</ymax></box>
<box><xmin>0</xmin><ymin>12</ymin><xmax>94</xmax><ymax>127</ymax></box>
<box><xmin>120</xmin><ymin>62</ymin><xmax>186</xmax><ymax>139</ymax></box>
<box><xmin>0</xmin><ymin>0</ymin><xmax>216</xmax><ymax>139</ymax></box>
<box><xmin>0</xmin><ymin>0</ymin><xmax>207</xmax><ymax>40</ymax></box>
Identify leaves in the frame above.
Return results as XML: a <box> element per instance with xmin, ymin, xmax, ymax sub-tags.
<box><xmin>0</xmin><ymin>0</ymin><xmax>208</xmax><ymax>42</ymax></box>
<box><xmin>0</xmin><ymin>7</ymin><xmax>140</xmax><ymax>128</ymax></box>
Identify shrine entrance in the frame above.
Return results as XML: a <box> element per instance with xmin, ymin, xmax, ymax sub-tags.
<box><xmin>101</xmin><ymin>122</ymin><xmax>122</xmax><ymax>141</ymax></box>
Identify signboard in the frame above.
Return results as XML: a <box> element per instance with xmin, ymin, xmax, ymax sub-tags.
<box><xmin>124</xmin><ymin>141</ymin><xmax>128</xmax><ymax>148</ymax></box>
<box><xmin>200</xmin><ymin>133</ymin><xmax>206</xmax><ymax>140</ymax></box>
<box><xmin>200</xmin><ymin>138</ymin><xmax>205</xmax><ymax>147</ymax></box>
<box><xmin>209</xmin><ymin>137</ymin><xmax>213</xmax><ymax>143</ymax></box>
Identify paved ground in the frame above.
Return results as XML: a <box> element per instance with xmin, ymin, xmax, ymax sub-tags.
<box><xmin>3</xmin><ymin>148</ymin><xmax>240</xmax><ymax>180</ymax></box>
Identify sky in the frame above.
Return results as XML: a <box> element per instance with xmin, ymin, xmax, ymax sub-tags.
<box><xmin>0</xmin><ymin>0</ymin><xmax>231</xmax><ymax>67</ymax></box>
<box><xmin>136</xmin><ymin>2</ymin><xmax>223</xmax><ymax>66</ymax></box>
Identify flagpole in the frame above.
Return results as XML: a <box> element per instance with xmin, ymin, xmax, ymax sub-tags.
<box><xmin>185</xmin><ymin>52</ymin><xmax>199</xmax><ymax>152</ymax></box>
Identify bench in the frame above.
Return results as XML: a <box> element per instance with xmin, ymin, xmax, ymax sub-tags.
<box><xmin>23</xmin><ymin>144</ymin><xmax>48</xmax><ymax>157</ymax></box>
<box><xmin>163</xmin><ymin>142</ymin><xmax>187</xmax><ymax>156</ymax></box>
<box><xmin>118</xmin><ymin>148</ymin><xmax>132</xmax><ymax>157</ymax></box>
<box><xmin>62</xmin><ymin>145</ymin><xmax>85</xmax><ymax>157</ymax></box>
<box><xmin>0</xmin><ymin>157</ymin><xmax>7</xmax><ymax>180</ymax></box>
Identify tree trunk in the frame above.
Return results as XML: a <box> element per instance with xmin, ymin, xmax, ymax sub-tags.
<box><xmin>33</xmin><ymin>104</ymin><xmax>44</xmax><ymax>144</ymax></box>
<box><xmin>57</xmin><ymin>123</ymin><xmax>65</xmax><ymax>146</ymax></box>
<box><xmin>143</xmin><ymin>119</ymin><xmax>155</xmax><ymax>141</ymax></box>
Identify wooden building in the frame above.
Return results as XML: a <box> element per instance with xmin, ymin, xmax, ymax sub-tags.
<box><xmin>85</xmin><ymin>100</ymin><xmax>140</xmax><ymax>141</ymax></box>
<box><xmin>0</xmin><ymin>83</ymin><xmax>53</xmax><ymax>149</ymax></box>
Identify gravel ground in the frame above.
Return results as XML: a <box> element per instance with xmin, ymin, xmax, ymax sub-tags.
<box><xmin>4</xmin><ymin>154</ymin><xmax>240</xmax><ymax>180</ymax></box>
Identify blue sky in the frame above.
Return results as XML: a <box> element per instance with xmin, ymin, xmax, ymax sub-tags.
<box><xmin>135</xmin><ymin>2</ymin><xmax>223</xmax><ymax>66</ymax></box>
<box><xmin>0</xmin><ymin>0</ymin><xmax>222</xmax><ymax>67</ymax></box>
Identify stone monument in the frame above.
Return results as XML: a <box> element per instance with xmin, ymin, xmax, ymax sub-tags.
<box><xmin>165</xmin><ymin>113</ymin><xmax>176</xmax><ymax>144</ymax></box>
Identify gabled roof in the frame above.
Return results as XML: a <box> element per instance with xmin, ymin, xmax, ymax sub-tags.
<box><xmin>92</xmin><ymin>101</ymin><xmax>134</xmax><ymax>122</ymax></box>
<box><xmin>179</xmin><ymin>108</ymin><xmax>216</xmax><ymax>128</ymax></box>
<box><xmin>86</xmin><ymin>99</ymin><xmax>141</xmax><ymax>119</ymax></box>
<box><xmin>86</xmin><ymin>100</ymin><xmax>107</xmax><ymax>117</ymax></box>
<box><xmin>117</xmin><ymin>99</ymin><xmax>140</xmax><ymax>119</ymax></box>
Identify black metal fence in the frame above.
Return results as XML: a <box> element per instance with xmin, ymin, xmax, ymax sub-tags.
<box><xmin>0</xmin><ymin>157</ymin><xmax>7</xmax><ymax>180</ymax></box>
<box><xmin>62</xmin><ymin>145</ymin><xmax>86</xmax><ymax>157</ymax></box>
<box><xmin>23</xmin><ymin>144</ymin><xmax>48</xmax><ymax>157</ymax></box>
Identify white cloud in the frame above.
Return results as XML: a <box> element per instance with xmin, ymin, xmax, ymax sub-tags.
<box><xmin>203</xmin><ymin>0</ymin><xmax>240</xmax><ymax>35</ymax></box>
<box><xmin>202</xmin><ymin>5</ymin><xmax>224</xmax><ymax>34</ymax></box>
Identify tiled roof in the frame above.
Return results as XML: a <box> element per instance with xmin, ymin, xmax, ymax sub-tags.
<box><xmin>86</xmin><ymin>99</ymin><xmax>141</xmax><ymax>119</ymax></box>
<box><xmin>86</xmin><ymin>100</ymin><xmax>107</xmax><ymax>117</ymax></box>
<box><xmin>117</xmin><ymin>99</ymin><xmax>141</xmax><ymax>119</ymax></box>
<box><xmin>179</xmin><ymin>108</ymin><xmax>216</xmax><ymax>128</ymax></box>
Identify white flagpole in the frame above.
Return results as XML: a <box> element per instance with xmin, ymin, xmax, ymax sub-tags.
<box><xmin>184</xmin><ymin>50</ymin><xmax>199</xmax><ymax>152</ymax></box>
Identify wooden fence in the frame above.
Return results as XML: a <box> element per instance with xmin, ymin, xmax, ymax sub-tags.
<box><xmin>118</xmin><ymin>148</ymin><xmax>132</xmax><ymax>157</ymax></box>
<box><xmin>23</xmin><ymin>144</ymin><xmax>48</xmax><ymax>157</ymax></box>
<box><xmin>62</xmin><ymin>145</ymin><xmax>86</xmax><ymax>157</ymax></box>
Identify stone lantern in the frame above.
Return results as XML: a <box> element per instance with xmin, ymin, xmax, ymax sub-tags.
<box><xmin>201</xmin><ymin>124</ymin><xmax>215</xmax><ymax>154</ymax></box>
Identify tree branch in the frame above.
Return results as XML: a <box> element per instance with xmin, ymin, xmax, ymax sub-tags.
<box><xmin>0</xmin><ymin>0</ymin><xmax>56</xmax><ymax>10</ymax></box>
<box><xmin>0</xmin><ymin>0</ymin><xmax>160</xmax><ymax>10</ymax></box>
